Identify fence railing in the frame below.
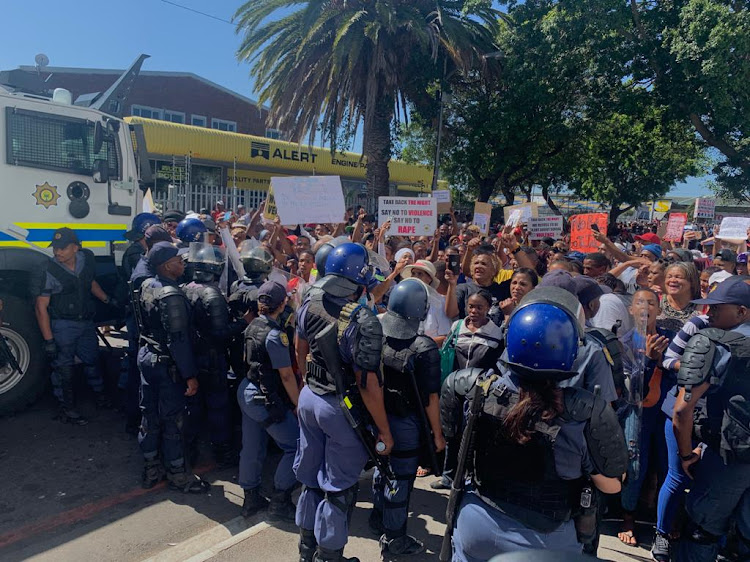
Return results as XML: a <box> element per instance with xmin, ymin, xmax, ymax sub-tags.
<box><xmin>152</xmin><ymin>185</ymin><xmax>267</xmax><ymax>214</ymax></box>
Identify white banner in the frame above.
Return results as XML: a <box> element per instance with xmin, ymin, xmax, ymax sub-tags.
<box><xmin>528</xmin><ymin>216</ymin><xmax>564</xmax><ymax>240</ymax></box>
<box><xmin>717</xmin><ymin>216</ymin><xmax>750</xmax><ymax>240</ymax></box>
<box><xmin>270</xmin><ymin>176</ymin><xmax>346</xmax><ymax>225</ymax></box>
<box><xmin>694</xmin><ymin>197</ymin><xmax>716</xmax><ymax>219</ymax></box>
<box><xmin>378</xmin><ymin>196</ymin><xmax>437</xmax><ymax>236</ymax></box>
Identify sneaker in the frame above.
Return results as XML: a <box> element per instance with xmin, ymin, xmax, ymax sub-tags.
<box><xmin>651</xmin><ymin>531</ymin><xmax>671</xmax><ymax>562</ymax></box>
<box><xmin>430</xmin><ymin>477</ymin><xmax>451</xmax><ymax>490</ymax></box>
<box><xmin>379</xmin><ymin>534</ymin><xmax>425</xmax><ymax>556</ymax></box>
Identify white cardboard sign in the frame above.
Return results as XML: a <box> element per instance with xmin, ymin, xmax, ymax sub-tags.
<box><xmin>528</xmin><ymin>216</ymin><xmax>564</xmax><ymax>240</ymax></box>
<box><xmin>717</xmin><ymin>216</ymin><xmax>750</xmax><ymax>241</ymax></box>
<box><xmin>270</xmin><ymin>176</ymin><xmax>346</xmax><ymax>225</ymax></box>
<box><xmin>694</xmin><ymin>197</ymin><xmax>716</xmax><ymax>219</ymax></box>
<box><xmin>378</xmin><ymin>196</ymin><xmax>437</xmax><ymax>236</ymax></box>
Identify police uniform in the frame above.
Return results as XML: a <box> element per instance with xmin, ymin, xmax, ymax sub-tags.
<box><xmin>677</xmin><ymin>321</ymin><xmax>750</xmax><ymax>562</ymax></box>
<box><xmin>239</xmin><ymin>309</ymin><xmax>299</xmax><ymax>519</ymax></box>
<box><xmin>137</xmin><ymin>243</ymin><xmax>208</xmax><ymax>492</ymax></box>
<box><xmin>41</xmin><ymin>247</ymin><xmax>104</xmax><ymax>415</ymax></box>
<box><xmin>294</xmin><ymin>243</ymin><xmax>384</xmax><ymax>562</ymax></box>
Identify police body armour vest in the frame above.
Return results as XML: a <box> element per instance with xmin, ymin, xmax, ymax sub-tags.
<box><xmin>245</xmin><ymin>315</ymin><xmax>287</xmax><ymax>403</ymax></box>
<box><xmin>47</xmin><ymin>249</ymin><xmax>97</xmax><ymax>321</ymax></box>
<box><xmin>305</xmin><ymin>291</ymin><xmax>346</xmax><ymax>395</ymax></box>
<box><xmin>382</xmin><ymin>335</ymin><xmax>432</xmax><ymax>417</ymax></box>
<box><xmin>473</xmin><ymin>383</ymin><xmax>576</xmax><ymax>533</ymax></box>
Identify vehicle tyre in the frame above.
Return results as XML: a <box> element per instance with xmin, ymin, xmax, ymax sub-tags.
<box><xmin>0</xmin><ymin>295</ymin><xmax>47</xmax><ymax>415</ymax></box>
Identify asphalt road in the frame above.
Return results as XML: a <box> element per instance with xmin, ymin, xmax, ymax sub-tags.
<box><xmin>0</xmin><ymin>336</ymin><xmax>655</xmax><ymax>562</ymax></box>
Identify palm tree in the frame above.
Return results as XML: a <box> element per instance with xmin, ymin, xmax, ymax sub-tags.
<box><xmin>234</xmin><ymin>0</ymin><xmax>500</xmax><ymax>201</ymax></box>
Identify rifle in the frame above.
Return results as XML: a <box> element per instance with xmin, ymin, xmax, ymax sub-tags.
<box><xmin>314</xmin><ymin>323</ymin><xmax>396</xmax><ymax>486</ymax></box>
<box><xmin>127</xmin><ymin>280</ymin><xmax>144</xmax><ymax>339</ymax></box>
<box><xmin>407</xmin><ymin>361</ymin><xmax>440</xmax><ymax>475</ymax></box>
<box><xmin>439</xmin><ymin>373</ymin><xmax>495</xmax><ymax>562</ymax></box>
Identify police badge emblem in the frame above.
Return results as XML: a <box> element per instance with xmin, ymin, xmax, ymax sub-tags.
<box><xmin>33</xmin><ymin>182</ymin><xmax>61</xmax><ymax>209</ymax></box>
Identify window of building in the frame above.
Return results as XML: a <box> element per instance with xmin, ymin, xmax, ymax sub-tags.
<box><xmin>265</xmin><ymin>128</ymin><xmax>281</xmax><ymax>140</ymax></box>
<box><xmin>131</xmin><ymin>105</ymin><xmax>163</xmax><ymax>120</ymax></box>
<box><xmin>6</xmin><ymin>108</ymin><xmax>119</xmax><ymax>178</ymax></box>
<box><xmin>163</xmin><ymin>110</ymin><xmax>185</xmax><ymax>124</ymax></box>
<box><xmin>211</xmin><ymin>118</ymin><xmax>237</xmax><ymax>132</ymax></box>
<box><xmin>191</xmin><ymin>115</ymin><xmax>207</xmax><ymax>127</ymax></box>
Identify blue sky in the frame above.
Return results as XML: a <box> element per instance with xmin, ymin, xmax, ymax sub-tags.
<box><xmin>1</xmin><ymin>0</ymin><xmax>712</xmax><ymax>198</ymax></box>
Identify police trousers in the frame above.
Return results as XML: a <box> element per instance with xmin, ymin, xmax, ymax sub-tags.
<box><xmin>294</xmin><ymin>385</ymin><xmax>368</xmax><ymax>551</ymax></box>
<box><xmin>137</xmin><ymin>348</ymin><xmax>186</xmax><ymax>471</ymax></box>
<box><xmin>678</xmin><ymin>448</ymin><xmax>750</xmax><ymax>562</ymax></box>
<box><xmin>452</xmin><ymin>491</ymin><xmax>580</xmax><ymax>561</ymax></box>
<box><xmin>237</xmin><ymin>378</ymin><xmax>298</xmax><ymax>491</ymax></box>
<box><xmin>371</xmin><ymin>413</ymin><xmax>420</xmax><ymax>538</ymax></box>
<box><xmin>185</xmin><ymin>352</ymin><xmax>232</xmax><ymax>447</ymax></box>
<box><xmin>50</xmin><ymin>319</ymin><xmax>102</xmax><ymax>403</ymax></box>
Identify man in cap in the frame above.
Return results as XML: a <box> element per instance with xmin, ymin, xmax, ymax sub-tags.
<box><xmin>136</xmin><ymin>242</ymin><xmax>210</xmax><ymax>493</ymax></box>
<box><xmin>162</xmin><ymin>210</ymin><xmax>186</xmax><ymax>238</ymax></box>
<box><xmin>738</xmin><ymin>252</ymin><xmax>748</xmax><ymax>276</ymax></box>
<box><xmin>713</xmin><ymin>248</ymin><xmax>737</xmax><ymax>274</ymax></box>
<box><xmin>673</xmin><ymin>278</ymin><xmax>750</xmax><ymax>561</ymax></box>
<box><xmin>370</xmin><ymin>278</ymin><xmax>444</xmax><ymax>556</ymax></box>
<box><xmin>122</xmin><ymin>213</ymin><xmax>161</xmax><ymax>281</ymax></box>
<box><xmin>35</xmin><ymin>228</ymin><xmax>116</xmax><ymax>424</ymax></box>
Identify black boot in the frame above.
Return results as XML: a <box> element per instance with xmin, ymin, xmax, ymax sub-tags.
<box><xmin>312</xmin><ymin>546</ymin><xmax>359</xmax><ymax>562</ymax></box>
<box><xmin>299</xmin><ymin>528</ymin><xmax>317</xmax><ymax>562</ymax></box>
<box><xmin>56</xmin><ymin>406</ymin><xmax>89</xmax><ymax>425</ymax></box>
<box><xmin>241</xmin><ymin>487</ymin><xmax>269</xmax><ymax>518</ymax></box>
<box><xmin>379</xmin><ymin>534</ymin><xmax>425</xmax><ymax>556</ymax></box>
<box><xmin>368</xmin><ymin>508</ymin><xmax>384</xmax><ymax>536</ymax></box>
<box><xmin>142</xmin><ymin>459</ymin><xmax>165</xmax><ymax>489</ymax></box>
<box><xmin>212</xmin><ymin>442</ymin><xmax>238</xmax><ymax>467</ymax></box>
<box><xmin>268</xmin><ymin>488</ymin><xmax>296</xmax><ymax>523</ymax></box>
<box><xmin>94</xmin><ymin>392</ymin><xmax>113</xmax><ymax>409</ymax></box>
<box><xmin>57</xmin><ymin>367</ymin><xmax>88</xmax><ymax>425</ymax></box>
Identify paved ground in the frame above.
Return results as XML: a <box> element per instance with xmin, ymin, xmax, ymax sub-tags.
<box><xmin>0</xmin><ymin>335</ymin><xmax>655</xmax><ymax>562</ymax></box>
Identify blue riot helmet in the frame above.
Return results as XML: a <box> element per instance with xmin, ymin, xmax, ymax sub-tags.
<box><xmin>125</xmin><ymin>212</ymin><xmax>161</xmax><ymax>241</ymax></box>
<box><xmin>188</xmin><ymin>242</ymin><xmax>225</xmax><ymax>283</ymax></box>
<box><xmin>314</xmin><ymin>235</ymin><xmax>350</xmax><ymax>277</ymax></box>
<box><xmin>504</xmin><ymin>286</ymin><xmax>584</xmax><ymax>381</ymax></box>
<box><xmin>381</xmin><ymin>278</ymin><xmax>429</xmax><ymax>339</ymax></box>
<box><xmin>176</xmin><ymin>217</ymin><xmax>207</xmax><ymax>244</ymax></box>
<box><xmin>319</xmin><ymin>242</ymin><xmax>373</xmax><ymax>297</ymax></box>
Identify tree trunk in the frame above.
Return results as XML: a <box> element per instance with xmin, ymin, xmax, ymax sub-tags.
<box><xmin>541</xmin><ymin>184</ymin><xmax>563</xmax><ymax>216</ymax></box>
<box><xmin>364</xmin><ymin>94</ymin><xmax>394</xmax><ymax>204</ymax></box>
<box><xmin>609</xmin><ymin>203</ymin><xmax>635</xmax><ymax>225</ymax></box>
<box><xmin>477</xmin><ymin>178</ymin><xmax>496</xmax><ymax>203</ymax></box>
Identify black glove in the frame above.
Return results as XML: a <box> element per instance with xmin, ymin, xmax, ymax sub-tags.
<box><xmin>44</xmin><ymin>339</ymin><xmax>58</xmax><ymax>362</ymax></box>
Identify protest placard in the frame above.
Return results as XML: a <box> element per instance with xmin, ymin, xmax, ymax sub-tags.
<box><xmin>262</xmin><ymin>186</ymin><xmax>278</xmax><ymax>223</ymax></box>
<box><xmin>663</xmin><ymin>213</ymin><xmax>688</xmax><ymax>242</ymax></box>
<box><xmin>528</xmin><ymin>216</ymin><xmax>564</xmax><ymax>241</ymax></box>
<box><xmin>472</xmin><ymin>202</ymin><xmax>493</xmax><ymax>234</ymax></box>
<box><xmin>569</xmin><ymin>213</ymin><xmax>608</xmax><ymax>253</ymax></box>
<box><xmin>503</xmin><ymin>203</ymin><xmax>538</xmax><ymax>225</ymax></box>
<box><xmin>717</xmin><ymin>216</ymin><xmax>750</xmax><ymax>240</ymax></box>
<box><xmin>378</xmin><ymin>196</ymin><xmax>437</xmax><ymax>236</ymax></box>
<box><xmin>432</xmin><ymin>190</ymin><xmax>452</xmax><ymax>213</ymax></box>
<box><xmin>694</xmin><ymin>197</ymin><xmax>716</xmax><ymax>219</ymax></box>
<box><xmin>270</xmin><ymin>176</ymin><xmax>345</xmax><ymax>225</ymax></box>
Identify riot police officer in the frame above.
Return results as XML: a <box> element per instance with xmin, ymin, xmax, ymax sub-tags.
<box><xmin>34</xmin><ymin>228</ymin><xmax>116</xmax><ymax>425</ymax></box>
<box><xmin>239</xmin><ymin>281</ymin><xmax>300</xmax><ymax>522</ymax></box>
<box><xmin>175</xmin><ymin>217</ymin><xmax>207</xmax><ymax>248</ymax></box>
<box><xmin>181</xmin><ymin>242</ymin><xmax>235</xmax><ymax>466</ymax></box>
<box><xmin>446</xmin><ymin>287</ymin><xmax>627</xmax><ymax>559</ymax></box>
<box><xmin>672</xmin><ymin>278</ymin><xmax>750</xmax><ymax>562</ymax></box>
<box><xmin>137</xmin><ymin>242</ymin><xmax>209</xmax><ymax>493</ymax></box>
<box><xmin>294</xmin><ymin>242</ymin><xmax>393</xmax><ymax>562</ymax></box>
<box><xmin>370</xmin><ymin>278</ymin><xmax>445</xmax><ymax>556</ymax></box>
<box><xmin>122</xmin><ymin>213</ymin><xmax>161</xmax><ymax>281</ymax></box>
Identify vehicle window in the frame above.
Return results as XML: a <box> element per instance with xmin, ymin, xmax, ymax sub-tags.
<box><xmin>6</xmin><ymin>109</ymin><xmax>119</xmax><ymax>178</ymax></box>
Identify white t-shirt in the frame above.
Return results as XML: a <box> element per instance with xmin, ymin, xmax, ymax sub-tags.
<box><xmin>590</xmin><ymin>293</ymin><xmax>633</xmax><ymax>336</ymax></box>
<box><xmin>420</xmin><ymin>291</ymin><xmax>452</xmax><ymax>338</ymax></box>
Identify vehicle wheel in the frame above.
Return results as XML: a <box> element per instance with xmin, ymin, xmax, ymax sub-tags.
<box><xmin>0</xmin><ymin>295</ymin><xmax>47</xmax><ymax>415</ymax></box>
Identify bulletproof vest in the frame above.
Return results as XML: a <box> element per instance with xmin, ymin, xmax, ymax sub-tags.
<box><xmin>684</xmin><ymin>328</ymin><xmax>750</xmax><ymax>464</ymax></box>
<box><xmin>228</xmin><ymin>279</ymin><xmax>261</xmax><ymax>317</ymax></box>
<box><xmin>472</xmin><ymin>382</ymin><xmax>576</xmax><ymax>533</ymax></box>
<box><xmin>382</xmin><ymin>335</ymin><xmax>431</xmax><ymax>417</ymax></box>
<box><xmin>47</xmin><ymin>249</ymin><xmax>97</xmax><ymax>321</ymax></box>
<box><xmin>182</xmin><ymin>281</ymin><xmax>229</xmax><ymax>347</ymax></box>
<box><xmin>245</xmin><ymin>316</ymin><xmax>289</xmax><ymax>405</ymax></box>
<box><xmin>585</xmin><ymin>327</ymin><xmax>625</xmax><ymax>395</ymax></box>
<box><xmin>139</xmin><ymin>278</ymin><xmax>191</xmax><ymax>352</ymax></box>
<box><xmin>304</xmin><ymin>290</ymin><xmax>347</xmax><ymax>395</ymax></box>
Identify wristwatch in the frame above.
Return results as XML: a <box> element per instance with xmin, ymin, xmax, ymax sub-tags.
<box><xmin>511</xmin><ymin>246</ymin><xmax>522</xmax><ymax>255</ymax></box>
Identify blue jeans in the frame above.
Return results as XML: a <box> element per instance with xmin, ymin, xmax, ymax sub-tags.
<box><xmin>50</xmin><ymin>319</ymin><xmax>101</xmax><ymax>402</ymax></box>
<box><xmin>678</xmin><ymin>448</ymin><xmax>750</xmax><ymax>562</ymax></box>
<box><xmin>452</xmin><ymin>491</ymin><xmax>580</xmax><ymax>561</ymax></box>
<box><xmin>137</xmin><ymin>348</ymin><xmax>186</xmax><ymax>470</ymax></box>
<box><xmin>621</xmin><ymin>406</ymin><xmax>667</xmax><ymax>512</ymax></box>
<box><xmin>656</xmin><ymin>417</ymin><xmax>690</xmax><ymax>534</ymax></box>
<box><xmin>293</xmin><ymin>386</ymin><xmax>368</xmax><ymax>551</ymax></box>
<box><xmin>372</xmin><ymin>414</ymin><xmax>420</xmax><ymax>538</ymax></box>
<box><xmin>237</xmin><ymin>378</ymin><xmax>298</xmax><ymax>491</ymax></box>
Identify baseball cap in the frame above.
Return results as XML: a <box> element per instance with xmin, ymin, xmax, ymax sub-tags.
<box><xmin>573</xmin><ymin>275</ymin><xmax>605</xmax><ymax>307</ymax></box>
<box><xmin>738</xmin><ymin>252</ymin><xmax>748</xmax><ymax>264</ymax></box>
<box><xmin>257</xmin><ymin>281</ymin><xmax>287</xmax><ymax>309</ymax></box>
<box><xmin>635</xmin><ymin>232</ymin><xmax>661</xmax><ymax>245</ymax></box>
<box><xmin>201</xmin><ymin>217</ymin><xmax>217</xmax><ymax>233</ymax></box>
<box><xmin>539</xmin><ymin>269</ymin><xmax>577</xmax><ymax>295</ymax></box>
<box><xmin>144</xmin><ymin>225</ymin><xmax>173</xmax><ymax>245</ymax></box>
<box><xmin>148</xmin><ymin>241</ymin><xmax>179</xmax><ymax>267</ymax></box>
<box><xmin>566</xmin><ymin>251</ymin><xmax>586</xmax><ymax>263</ymax></box>
<box><xmin>642</xmin><ymin>244</ymin><xmax>663</xmax><ymax>259</ymax></box>
<box><xmin>715</xmin><ymin>249</ymin><xmax>737</xmax><ymax>263</ymax></box>
<box><xmin>709</xmin><ymin>270</ymin><xmax>733</xmax><ymax>286</ymax></box>
<box><xmin>162</xmin><ymin>209</ymin><xmax>186</xmax><ymax>223</ymax></box>
<box><xmin>692</xmin><ymin>277</ymin><xmax>750</xmax><ymax>306</ymax></box>
<box><xmin>49</xmin><ymin>227</ymin><xmax>79</xmax><ymax>249</ymax></box>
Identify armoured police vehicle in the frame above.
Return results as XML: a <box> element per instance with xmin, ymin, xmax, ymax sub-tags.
<box><xmin>0</xmin><ymin>55</ymin><xmax>151</xmax><ymax>414</ymax></box>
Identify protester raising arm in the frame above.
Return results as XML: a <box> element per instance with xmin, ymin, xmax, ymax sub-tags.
<box><xmin>370</xmin><ymin>254</ymin><xmax>410</xmax><ymax>304</ymax></box>
<box><xmin>427</xmin><ymin>228</ymin><xmax>441</xmax><ymax>263</ymax></box>
<box><xmin>592</xmin><ymin>229</ymin><xmax>631</xmax><ymax>264</ymax></box>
